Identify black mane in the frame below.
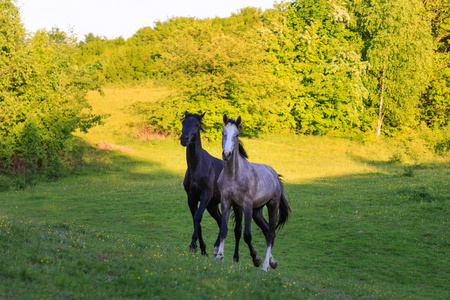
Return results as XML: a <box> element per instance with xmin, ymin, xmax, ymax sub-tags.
<box><xmin>184</xmin><ymin>112</ymin><xmax>206</xmax><ymax>132</ymax></box>
<box><xmin>238</xmin><ymin>142</ymin><xmax>248</xmax><ymax>159</ymax></box>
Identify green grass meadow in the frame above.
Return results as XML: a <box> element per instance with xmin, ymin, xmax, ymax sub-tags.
<box><xmin>1</xmin><ymin>85</ymin><xmax>449</xmax><ymax>299</ymax></box>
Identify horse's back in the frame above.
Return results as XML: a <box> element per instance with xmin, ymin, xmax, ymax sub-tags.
<box><xmin>219</xmin><ymin>159</ymin><xmax>282</xmax><ymax>208</ymax></box>
<box><xmin>250</xmin><ymin>161</ymin><xmax>279</xmax><ymax>185</ymax></box>
<box><xmin>249</xmin><ymin>161</ymin><xmax>283</xmax><ymax>204</ymax></box>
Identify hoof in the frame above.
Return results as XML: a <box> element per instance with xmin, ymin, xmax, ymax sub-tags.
<box><xmin>189</xmin><ymin>245</ymin><xmax>198</xmax><ymax>253</ymax></box>
<box><xmin>261</xmin><ymin>266</ymin><xmax>268</xmax><ymax>272</ymax></box>
<box><xmin>269</xmin><ymin>257</ymin><xmax>278</xmax><ymax>269</ymax></box>
<box><xmin>215</xmin><ymin>254</ymin><xmax>224</xmax><ymax>261</ymax></box>
<box><xmin>233</xmin><ymin>256</ymin><xmax>239</xmax><ymax>263</ymax></box>
<box><xmin>253</xmin><ymin>256</ymin><xmax>262</xmax><ymax>267</ymax></box>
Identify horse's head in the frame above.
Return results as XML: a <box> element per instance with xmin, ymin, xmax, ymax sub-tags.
<box><xmin>180</xmin><ymin>111</ymin><xmax>205</xmax><ymax>146</ymax></box>
<box><xmin>222</xmin><ymin>114</ymin><xmax>241</xmax><ymax>161</ymax></box>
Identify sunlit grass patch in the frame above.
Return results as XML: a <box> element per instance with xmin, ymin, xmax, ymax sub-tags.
<box><xmin>79</xmin><ymin>82</ymin><xmax>172</xmax><ymax>145</ymax></box>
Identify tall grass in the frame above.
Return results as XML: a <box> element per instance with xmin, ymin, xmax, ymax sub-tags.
<box><xmin>1</xmin><ymin>84</ymin><xmax>448</xmax><ymax>299</ymax></box>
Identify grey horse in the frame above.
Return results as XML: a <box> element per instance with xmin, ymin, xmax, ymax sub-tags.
<box><xmin>216</xmin><ymin>114</ymin><xmax>291</xmax><ymax>272</ymax></box>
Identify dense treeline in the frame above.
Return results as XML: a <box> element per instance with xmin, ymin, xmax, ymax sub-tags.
<box><xmin>1</xmin><ymin>0</ymin><xmax>104</xmax><ymax>183</ymax></box>
<box><xmin>77</xmin><ymin>0</ymin><xmax>449</xmax><ymax>142</ymax></box>
<box><xmin>1</xmin><ymin>0</ymin><xmax>449</xmax><ymax>181</ymax></box>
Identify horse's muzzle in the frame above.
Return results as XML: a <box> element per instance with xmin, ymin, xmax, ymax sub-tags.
<box><xmin>222</xmin><ymin>151</ymin><xmax>232</xmax><ymax>161</ymax></box>
<box><xmin>180</xmin><ymin>136</ymin><xmax>188</xmax><ymax>147</ymax></box>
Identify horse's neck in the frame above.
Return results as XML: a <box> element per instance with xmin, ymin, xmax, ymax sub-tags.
<box><xmin>186</xmin><ymin>137</ymin><xmax>202</xmax><ymax>171</ymax></box>
<box><xmin>223</xmin><ymin>147</ymin><xmax>242</xmax><ymax>178</ymax></box>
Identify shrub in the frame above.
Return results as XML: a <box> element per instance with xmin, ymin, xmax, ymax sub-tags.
<box><xmin>0</xmin><ymin>175</ymin><xmax>11</xmax><ymax>192</ymax></box>
<box><xmin>0</xmin><ymin>2</ymin><xmax>104</xmax><ymax>179</ymax></box>
<box><xmin>389</xmin><ymin>152</ymin><xmax>403</xmax><ymax>164</ymax></box>
<box><xmin>435</xmin><ymin>138</ymin><xmax>450</xmax><ymax>155</ymax></box>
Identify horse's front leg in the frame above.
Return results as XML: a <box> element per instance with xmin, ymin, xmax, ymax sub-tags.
<box><xmin>193</xmin><ymin>191</ymin><xmax>211</xmax><ymax>255</ymax></box>
<box><xmin>243</xmin><ymin>205</ymin><xmax>261</xmax><ymax>267</ymax></box>
<box><xmin>233</xmin><ymin>207</ymin><xmax>243</xmax><ymax>263</ymax></box>
<box><xmin>188</xmin><ymin>196</ymin><xmax>200</xmax><ymax>253</ymax></box>
<box><xmin>215</xmin><ymin>196</ymin><xmax>230</xmax><ymax>261</ymax></box>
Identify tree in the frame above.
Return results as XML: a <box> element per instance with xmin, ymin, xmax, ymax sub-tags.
<box><xmin>1</xmin><ymin>0</ymin><xmax>32</xmax><ymax>171</ymax></box>
<box><xmin>0</xmin><ymin>1</ymin><xmax>104</xmax><ymax>177</ymax></box>
<box><xmin>137</xmin><ymin>11</ymin><xmax>296</xmax><ymax>139</ymax></box>
<box><xmin>286</xmin><ymin>0</ymin><xmax>369</xmax><ymax>134</ymax></box>
<box><xmin>355</xmin><ymin>0</ymin><xmax>434</xmax><ymax>135</ymax></box>
<box><xmin>420</xmin><ymin>0</ymin><xmax>450</xmax><ymax>129</ymax></box>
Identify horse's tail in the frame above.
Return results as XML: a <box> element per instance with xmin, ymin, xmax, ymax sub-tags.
<box><xmin>276</xmin><ymin>177</ymin><xmax>291</xmax><ymax>231</ymax></box>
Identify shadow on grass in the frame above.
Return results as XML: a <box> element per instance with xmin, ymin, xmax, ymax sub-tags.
<box><xmin>277</xmin><ymin>167</ymin><xmax>449</xmax><ymax>299</ymax></box>
<box><xmin>0</xmin><ymin>136</ymin><xmax>188</xmax><ymax>240</ymax></box>
<box><xmin>346</xmin><ymin>151</ymin><xmax>450</xmax><ymax>176</ymax></box>
<box><xmin>73</xmin><ymin>137</ymin><xmax>182</xmax><ymax>182</ymax></box>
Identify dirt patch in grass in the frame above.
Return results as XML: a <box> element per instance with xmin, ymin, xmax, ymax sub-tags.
<box><xmin>96</xmin><ymin>141</ymin><xmax>135</xmax><ymax>153</ymax></box>
<box><xmin>132</xmin><ymin>127</ymin><xmax>168</xmax><ymax>141</ymax></box>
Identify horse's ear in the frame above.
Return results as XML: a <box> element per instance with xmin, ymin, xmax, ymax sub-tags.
<box><xmin>200</xmin><ymin>112</ymin><xmax>205</xmax><ymax>119</ymax></box>
<box><xmin>185</xmin><ymin>111</ymin><xmax>189</xmax><ymax>117</ymax></box>
<box><xmin>223</xmin><ymin>114</ymin><xmax>228</xmax><ymax>124</ymax></box>
<box><xmin>236</xmin><ymin>116</ymin><xmax>241</xmax><ymax>127</ymax></box>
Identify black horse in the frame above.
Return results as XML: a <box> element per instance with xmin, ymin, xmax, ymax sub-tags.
<box><xmin>180</xmin><ymin>112</ymin><xmax>270</xmax><ymax>261</ymax></box>
<box><xmin>181</xmin><ymin>112</ymin><xmax>243</xmax><ymax>259</ymax></box>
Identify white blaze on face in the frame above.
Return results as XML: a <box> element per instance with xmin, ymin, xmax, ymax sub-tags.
<box><xmin>223</xmin><ymin>123</ymin><xmax>238</xmax><ymax>157</ymax></box>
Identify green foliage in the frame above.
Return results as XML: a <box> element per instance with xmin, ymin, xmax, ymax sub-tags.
<box><xmin>287</xmin><ymin>0</ymin><xmax>369</xmax><ymax>134</ymax></box>
<box><xmin>389</xmin><ymin>152</ymin><xmax>403</xmax><ymax>164</ymax></box>
<box><xmin>0</xmin><ymin>2</ymin><xmax>104</xmax><ymax>179</ymax></box>
<box><xmin>435</xmin><ymin>137</ymin><xmax>450</xmax><ymax>155</ymax></box>
<box><xmin>1</xmin><ymin>0</ymin><xmax>447</xmax><ymax>156</ymax></box>
<box><xmin>74</xmin><ymin>1</ymin><xmax>448</xmax><ymax>141</ymax></box>
<box><xmin>433</xmin><ymin>125</ymin><xmax>450</xmax><ymax>155</ymax></box>
<box><xmin>131</xmin><ymin>3</ymin><xmax>372</xmax><ymax>138</ymax></box>
<box><xmin>0</xmin><ymin>175</ymin><xmax>11</xmax><ymax>192</ymax></box>
<box><xmin>420</xmin><ymin>0</ymin><xmax>450</xmax><ymax>129</ymax></box>
<box><xmin>354</xmin><ymin>0</ymin><xmax>434</xmax><ymax>135</ymax></box>
<box><xmin>402</xmin><ymin>164</ymin><xmax>416</xmax><ymax>177</ymax></box>
<box><xmin>132</xmin><ymin>11</ymin><xmax>297</xmax><ymax>139</ymax></box>
<box><xmin>77</xmin><ymin>32</ymin><xmax>162</xmax><ymax>83</ymax></box>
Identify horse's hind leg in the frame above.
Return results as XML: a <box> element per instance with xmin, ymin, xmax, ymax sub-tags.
<box><xmin>232</xmin><ymin>207</ymin><xmax>242</xmax><ymax>263</ymax></box>
<box><xmin>253</xmin><ymin>207</ymin><xmax>269</xmax><ymax>237</ymax></box>
<box><xmin>206</xmin><ymin>203</ymin><xmax>222</xmax><ymax>258</ymax></box>
<box><xmin>262</xmin><ymin>199</ymin><xmax>278</xmax><ymax>272</ymax></box>
<box><xmin>243</xmin><ymin>206</ymin><xmax>261</xmax><ymax>267</ymax></box>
